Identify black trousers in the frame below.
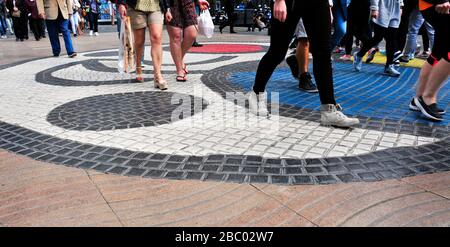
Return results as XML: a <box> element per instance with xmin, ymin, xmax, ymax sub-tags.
<box><xmin>253</xmin><ymin>0</ymin><xmax>335</xmax><ymax>105</ymax></box>
<box><xmin>357</xmin><ymin>23</ymin><xmax>399</xmax><ymax>66</ymax></box>
<box><xmin>89</xmin><ymin>12</ymin><xmax>99</xmax><ymax>32</ymax></box>
<box><xmin>29</xmin><ymin>18</ymin><xmax>45</xmax><ymax>40</ymax></box>
<box><xmin>397</xmin><ymin>0</ymin><xmax>415</xmax><ymax>53</ymax></box>
<box><xmin>12</xmin><ymin>15</ymin><xmax>28</xmax><ymax>40</ymax></box>
<box><xmin>344</xmin><ymin>1</ymin><xmax>372</xmax><ymax>55</ymax></box>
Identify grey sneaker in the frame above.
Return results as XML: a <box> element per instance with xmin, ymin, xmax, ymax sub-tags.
<box><xmin>247</xmin><ymin>91</ymin><xmax>269</xmax><ymax>117</ymax></box>
<box><xmin>383</xmin><ymin>64</ymin><xmax>400</xmax><ymax>77</ymax></box>
<box><xmin>353</xmin><ymin>51</ymin><xmax>363</xmax><ymax>72</ymax></box>
<box><xmin>320</xmin><ymin>104</ymin><xmax>360</xmax><ymax>128</ymax></box>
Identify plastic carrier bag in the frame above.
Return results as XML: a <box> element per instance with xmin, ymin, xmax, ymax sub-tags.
<box><xmin>118</xmin><ymin>16</ymin><xmax>136</xmax><ymax>73</ymax></box>
<box><xmin>197</xmin><ymin>9</ymin><xmax>214</xmax><ymax>38</ymax></box>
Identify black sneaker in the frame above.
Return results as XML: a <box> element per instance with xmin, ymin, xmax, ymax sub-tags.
<box><xmin>286</xmin><ymin>54</ymin><xmax>299</xmax><ymax>79</ymax></box>
<box><xmin>414</xmin><ymin>96</ymin><xmax>443</xmax><ymax>121</ymax></box>
<box><xmin>68</xmin><ymin>52</ymin><xmax>77</xmax><ymax>58</ymax></box>
<box><xmin>299</xmin><ymin>72</ymin><xmax>318</xmax><ymax>93</ymax></box>
<box><xmin>398</xmin><ymin>56</ymin><xmax>410</xmax><ymax>63</ymax></box>
<box><xmin>410</xmin><ymin>97</ymin><xmax>446</xmax><ymax>114</ymax></box>
<box><xmin>365</xmin><ymin>48</ymin><xmax>378</xmax><ymax>63</ymax></box>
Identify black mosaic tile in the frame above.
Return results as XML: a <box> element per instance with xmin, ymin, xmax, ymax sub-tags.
<box><xmin>226</xmin><ymin>174</ymin><xmax>246</xmax><ymax>183</ymax></box>
<box><xmin>316</xmin><ymin>175</ymin><xmax>338</xmax><ymax>184</ymax></box>
<box><xmin>271</xmin><ymin>175</ymin><xmax>289</xmax><ymax>184</ymax></box>
<box><xmin>126</xmin><ymin>168</ymin><xmax>146</xmax><ymax>176</ymax></box>
<box><xmin>107</xmin><ymin>166</ymin><xmax>128</xmax><ymax>174</ymax></box>
<box><xmin>205</xmin><ymin>173</ymin><xmax>225</xmax><ymax>181</ymax></box>
<box><xmin>186</xmin><ymin>171</ymin><xmax>204</xmax><ymax>180</ymax></box>
<box><xmin>250</xmin><ymin>175</ymin><xmax>268</xmax><ymax>183</ymax></box>
<box><xmin>292</xmin><ymin>176</ymin><xmax>313</xmax><ymax>184</ymax></box>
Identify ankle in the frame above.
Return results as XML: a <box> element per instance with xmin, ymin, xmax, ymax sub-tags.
<box><xmin>422</xmin><ymin>95</ymin><xmax>436</xmax><ymax>105</ymax></box>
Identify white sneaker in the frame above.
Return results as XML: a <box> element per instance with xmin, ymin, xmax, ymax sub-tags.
<box><xmin>320</xmin><ymin>104</ymin><xmax>359</xmax><ymax>128</ymax></box>
<box><xmin>94</xmin><ymin>32</ymin><xmax>99</xmax><ymax>36</ymax></box>
<box><xmin>89</xmin><ymin>30</ymin><xmax>93</xmax><ymax>36</ymax></box>
<box><xmin>247</xmin><ymin>91</ymin><xmax>269</xmax><ymax>117</ymax></box>
<box><xmin>0</xmin><ymin>35</ymin><xmax>6</xmax><ymax>39</ymax></box>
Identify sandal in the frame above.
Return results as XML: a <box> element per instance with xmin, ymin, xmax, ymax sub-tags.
<box><xmin>182</xmin><ymin>64</ymin><xmax>188</xmax><ymax>74</ymax></box>
<box><xmin>154</xmin><ymin>77</ymin><xmax>168</xmax><ymax>90</ymax></box>
<box><xmin>136</xmin><ymin>67</ymin><xmax>144</xmax><ymax>82</ymax></box>
<box><xmin>176</xmin><ymin>74</ymin><xmax>187</xmax><ymax>82</ymax></box>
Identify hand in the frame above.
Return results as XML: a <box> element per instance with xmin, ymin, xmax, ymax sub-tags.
<box><xmin>273</xmin><ymin>0</ymin><xmax>287</xmax><ymax>22</ymax></box>
<box><xmin>435</xmin><ymin>2</ymin><xmax>450</xmax><ymax>14</ymax></box>
<box><xmin>198</xmin><ymin>0</ymin><xmax>209</xmax><ymax>11</ymax></box>
<box><xmin>118</xmin><ymin>4</ymin><xmax>127</xmax><ymax>19</ymax></box>
<box><xmin>371</xmin><ymin>10</ymin><xmax>379</xmax><ymax>19</ymax></box>
<box><xmin>13</xmin><ymin>7</ymin><xmax>18</xmax><ymax>11</ymax></box>
<box><xmin>165</xmin><ymin>9</ymin><xmax>172</xmax><ymax>22</ymax></box>
<box><xmin>39</xmin><ymin>12</ymin><xmax>46</xmax><ymax>19</ymax></box>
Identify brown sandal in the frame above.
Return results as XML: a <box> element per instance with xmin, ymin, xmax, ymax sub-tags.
<box><xmin>176</xmin><ymin>74</ymin><xmax>187</xmax><ymax>82</ymax></box>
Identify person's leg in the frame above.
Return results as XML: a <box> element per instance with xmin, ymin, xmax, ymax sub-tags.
<box><xmin>297</xmin><ymin>38</ymin><xmax>309</xmax><ymax>75</ymax></box>
<box><xmin>45</xmin><ymin>20</ymin><xmax>61</xmax><ymax>55</ymax></box>
<box><xmin>385</xmin><ymin>27</ymin><xmax>399</xmax><ymax>66</ymax></box>
<box><xmin>70</xmin><ymin>14</ymin><xmax>76</xmax><ymax>34</ymax></box>
<box><xmin>330</xmin><ymin>6</ymin><xmax>346</xmax><ymax>51</ymax></box>
<box><xmin>133</xmin><ymin>28</ymin><xmax>145</xmax><ymax>76</ymax></box>
<box><xmin>167</xmin><ymin>25</ymin><xmax>185</xmax><ymax>78</ymax></box>
<box><xmin>58</xmin><ymin>18</ymin><xmax>75</xmax><ymax>55</ymax></box>
<box><xmin>88</xmin><ymin>12</ymin><xmax>94</xmax><ymax>34</ymax></box>
<box><xmin>148</xmin><ymin>23</ymin><xmax>164</xmax><ymax>81</ymax></box>
<box><xmin>357</xmin><ymin>24</ymin><xmax>385</xmax><ymax>57</ymax></box>
<box><xmin>301</xmin><ymin>0</ymin><xmax>335</xmax><ymax>105</ymax></box>
<box><xmin>181</xmin><ymin>25</ymin><xmax>197</xmax><ymax>61</ymax></box>
<box><xmin>0</xmin><ymin>16</ymin><xmax>6</xmax><ymax>36</ymax></box>
<box><xmin>12</xmin><ymin>17</ymin><xmax>20</xmax><ymax>40</ymax></box>
<box><xmin>21</xmin><ymin>15</ymin><xmax>28</xmax><ymax>39</ymax></box>
<box><xmin>403</xmin><ymin>8</ymin><xmax>423</xmax><ymax>59</ymax></box>
<box><xmin>423</xmin><ymin>20</ymin><xmax>434</xmax><ymax>51</ymax></box>
<box><xmin>94</xmin><ymin>13</ymin><xmax>99</xmax><ymax>33</ymax></box>
<box><xmin>421</xmin><ymin>26</ymin><xmax>430</xmax><ymax>53</ymax></box>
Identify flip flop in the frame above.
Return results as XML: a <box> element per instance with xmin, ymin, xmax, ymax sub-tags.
<box><xmin>176</xmin><ymin>74</ymin><xmax>187</xmax><ymax>82</ymax></box>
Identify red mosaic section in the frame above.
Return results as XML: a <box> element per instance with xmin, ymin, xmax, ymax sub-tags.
<box><xmin>189</xmin><ymin>44</ymin><xmax>265</xmax><ymax>53</ymax></box>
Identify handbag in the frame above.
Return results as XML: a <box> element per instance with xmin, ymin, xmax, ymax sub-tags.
<box><xmin>12</xmin><ymin>10</ymin><xmax>21</xmax><ymax>17</ymax></box>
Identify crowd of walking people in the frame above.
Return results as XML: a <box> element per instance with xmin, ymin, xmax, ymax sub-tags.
<box><xmin>0</xmin><ymin>0</ymin><xmax>448</xmax><ymax>125</ymax></box>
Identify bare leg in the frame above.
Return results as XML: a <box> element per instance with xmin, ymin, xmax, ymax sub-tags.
<box><xmin>296</xmin><ymin>38</ymin><xmax>310</xmax><ymax>75</ymax></box>
<box><xmin>148</xmin><ymin>23</ymin><xmax>164</xmax><ymax>81</ymax></box>
<box><xmin>134</xmin><ymin>28</ymin><xmax>145</xmax><ymax>76</ymax></box>
<box><xmin>422</xmin><ymin>59</ymin><xmax>450</xmax><ymax>105</ymax></box>
<box><xmin>416</xmin><ymin>62</ymin><xmax>433</xmax><ymax>97</ymax></box>
<box><xmin>167</xmin><ymin>25</ymin><xmax>184</xmax><ymax>77</ymax></box>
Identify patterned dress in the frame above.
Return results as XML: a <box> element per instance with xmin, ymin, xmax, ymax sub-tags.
<box><xmin>167</xmin><ymin>0</ymin><xmax>198</xmax><ymax>28</ymax></box>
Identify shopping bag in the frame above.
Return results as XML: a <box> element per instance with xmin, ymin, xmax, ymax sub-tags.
<box><xmin>118</xmin><ymin>17</ymin><xmax>136</xmax><ymax>74</ymax></box>
<box><xmin>197</xmin><ymin>9</ymin><xmax>214</xmax><ymax>38</ymax></box>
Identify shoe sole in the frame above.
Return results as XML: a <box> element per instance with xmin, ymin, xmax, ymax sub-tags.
<box><xmin>414</xmin><ymin>98</ymin><xmax>443</xmax><ymax>121</ymax></box>
<box><xmin>383</xmin><ymin>72</ymin><xmax>400</xmax><ymax>77</ymax></box>
<box><xmin>409</xmin><ymin>102</ymin><xmax>419</xmax><ymax>111</ymax></box>
<box><xmin>299</xmin><ymin>88</ymin><xmax>319</xmax><ymax>93</ymax></box>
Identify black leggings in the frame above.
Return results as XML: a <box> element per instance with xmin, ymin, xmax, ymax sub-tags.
<box><xmin>357</xmin><ymin>23</ymin><xmax>399</xmax><ymax>66</ymax></box>
<box><xmin>253</xmin><ymin>0</ymin><xmax>335</xmax><ymax>105</ymax></box>
<box><xmin>421</xmin><ymin>7</ymin><xmax>450</xmax><ymax>65</ymax></box>
<box><xmin>344</xmin><ymin>2</ymin><xmax>372</xmax><ymax>55</ymax></box>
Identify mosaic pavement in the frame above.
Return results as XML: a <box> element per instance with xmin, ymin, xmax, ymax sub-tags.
<box><xmin>0</xmin><ymin>42</ymin><xmax>449</xmax><ymax>185</ymax></box>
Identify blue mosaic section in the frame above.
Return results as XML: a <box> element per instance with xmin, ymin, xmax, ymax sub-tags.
<box><xmin>229</xmin><ymin>62</ymin><xmax>449</xmax><ymax>126</ymax></box>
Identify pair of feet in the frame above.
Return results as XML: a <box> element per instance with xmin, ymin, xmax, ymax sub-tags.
<box><xmin>54</xmin><ymin>52</ymin><xmax>77</xmax><ymax>58</ymax></box>
<box><xmin>135</xmin><ymin>67</ymin><xmax>168</xmax><ymax>90</ymax></box>
<box><xmin>410</xmin><ymin>97</ymin><xmax>446</xmax><ymax>121</ymax></box>
<box><xmin>246</xmin><ymin>91</ymin><xmax>360</xmax><ymax>128</ymax></box>
<box><xmin>89</xmin><ymin>31</ymin><xmax>99</xmax><ymax>36</ymax></box>
<box><xmin>353</xmin><ymin>49</ymin><xmax>401</xmax><ymax>77</ymax></box>
<box><xmin>285</xmin><ymin>54</ymin><xmax>318</xmax><ymax>93</ymax></box>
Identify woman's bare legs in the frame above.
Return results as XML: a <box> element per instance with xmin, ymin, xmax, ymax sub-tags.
<box><xmin>167</xmin><ymin>25</ymin><xmax>197</xmax><ymax>78</ymax></box>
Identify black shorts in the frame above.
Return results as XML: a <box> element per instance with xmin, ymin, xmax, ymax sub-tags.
<box><xmin>421</xmin><ymin>7</ymin><xmax>450</xmax><ymax>65</ymax></box>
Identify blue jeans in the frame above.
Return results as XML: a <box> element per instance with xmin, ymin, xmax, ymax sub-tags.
<box><xmin>403</xmin><ymin>8</ymin><xmax>434</xmax><ymax>59</ymax></box>
<box><xmin>0</xmin><ymin>15</ymin><xmax>7</xmax><ymax>35</ymax></box>
<box><xmin>330</xmin><ymin>6</ymin><xmax>347</xmax><ymax>49</ymax></box>
<box><xmin>46</xmin><ymin>17</ymin><xmax>75</xmax><ymax>56</ymax></box>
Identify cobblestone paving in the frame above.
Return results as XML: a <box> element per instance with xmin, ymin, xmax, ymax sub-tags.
<box><xmin>0</xmin><ymin>43</ymin><xmax>449</xmax><ymax>185</ymax></box>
